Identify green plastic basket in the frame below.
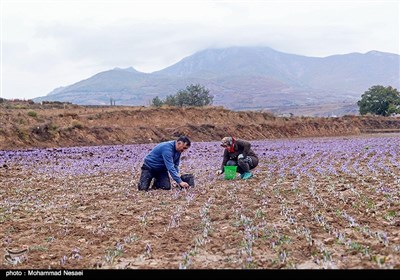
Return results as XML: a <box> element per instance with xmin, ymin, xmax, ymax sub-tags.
<box><xmin>224</xmin><ymin>165</ymin><xmax>237</xmax><ymax>180</ymax></box>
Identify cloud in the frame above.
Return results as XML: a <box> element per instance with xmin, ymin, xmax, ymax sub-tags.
<box><xmin>1</xmin><ymin>0</ymin><xmax>399</xmax><ymax>99</ymax></box>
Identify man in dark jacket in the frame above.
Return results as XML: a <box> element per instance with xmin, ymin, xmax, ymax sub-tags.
<box><xmin>216</xmin><ymin>137</ymin><xmax>258</xmax><ymax>180</ymax></box>
<box><xmin>138</xmin><ymin>136</ymin><xmax>191</xmax><ymax>191</ymax></box>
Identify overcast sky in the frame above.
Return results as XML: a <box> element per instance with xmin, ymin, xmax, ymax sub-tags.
<box><xmin>1</xmin><ymin>0</ymin><xmax>399</xmax><ymax>100</ymax></box>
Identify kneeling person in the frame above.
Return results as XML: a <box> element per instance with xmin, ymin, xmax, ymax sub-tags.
<box><xmin>138</xmin><ymin>136</ymin><xmax>191</xmax><ymax>191</ymax></box>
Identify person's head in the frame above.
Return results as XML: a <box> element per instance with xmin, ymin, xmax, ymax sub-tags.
<box><xmin>176</xmin><ymin>135</ymin><xmax>191</xmax><ymax>152</ymax></box>
<box><xmin>220</xmin><ymin>137</ymin><xmax>233</xmax><ymax>150</ymax></box>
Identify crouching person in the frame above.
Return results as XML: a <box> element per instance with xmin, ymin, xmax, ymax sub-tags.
<box><xmin>216</xmin><ymin>137</ymin><xmax>259</xmax><ymax>179</ymax></box>
<box><xmin>138</xmin><ymin>136</ymin><xmax>191</xmax><ymax>191</ymax></box>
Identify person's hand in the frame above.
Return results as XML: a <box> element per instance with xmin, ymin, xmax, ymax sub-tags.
<box><xmin>216</xmin><ymin>170</ymin><xmax>223</xmax><ymax>175</ymax></box>
<box><xmin>179</xmin><ymin>181</ymin><xmax>189</xmax><ymax>189</ymax></box>
<box><xmin>238</xmin><ymin>154</ymin><xmax>244</xmax><ymax>159</ymax></box>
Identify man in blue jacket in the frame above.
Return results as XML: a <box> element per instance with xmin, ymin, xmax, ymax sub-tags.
<box><xmin>138</xmin><ymin>136</ymin><xmax>191</xmax><ymax>191</ymax></box>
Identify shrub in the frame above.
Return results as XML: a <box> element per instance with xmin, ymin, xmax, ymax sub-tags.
<box><xmin>71</xmin><ymin>120</ymin><xmax>83</xmax><ymax>129</ymax></box>
<box><xmin>27</xmin><ymin>111</ymin><xmax>38</xmax><ymax>118</ymax></box>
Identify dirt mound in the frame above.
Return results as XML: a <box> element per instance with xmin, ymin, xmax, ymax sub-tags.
<box><xmin>1</xmin><ymin>105</ymin><xmax>400</xmax><ymax>150</ymax></box>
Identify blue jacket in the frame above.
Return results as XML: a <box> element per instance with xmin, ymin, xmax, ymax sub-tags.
<box><xmin>143</xmin><ymin>140</ymin><xmax>182</xmax><ymax>184</ymax></box>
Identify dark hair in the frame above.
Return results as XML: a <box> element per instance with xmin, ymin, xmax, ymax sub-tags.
<box><xmin>177</xmin><ymin>135</ymin><xmax>191</xmax><ymax>146</ymax></box>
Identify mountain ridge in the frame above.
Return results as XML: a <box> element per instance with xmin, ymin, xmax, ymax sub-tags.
<box><xmin>33</xmin><ymin>46</ymin><xmax>400</xmax><ymax>116</ymax></box>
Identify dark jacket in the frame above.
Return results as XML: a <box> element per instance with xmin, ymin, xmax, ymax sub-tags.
<box><xmin>220</xmin><ymin>139</ymin><xmax>258</xmax><ymax>170</ymax></box>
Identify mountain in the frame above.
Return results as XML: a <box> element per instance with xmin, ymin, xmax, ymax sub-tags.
<box><xmin>33</xmin><ymin>47</ymin><xmax>400</xmax><ymax>116</ymax></box>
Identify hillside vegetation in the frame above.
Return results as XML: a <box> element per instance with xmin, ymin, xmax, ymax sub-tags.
<box><xmin>1</xmin><ymin>101</ymin><xmax>400</xmax><ymax>150</ymax></box>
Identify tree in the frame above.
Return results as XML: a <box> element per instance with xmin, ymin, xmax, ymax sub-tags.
<box><xmin>357</xmin><ymin>85</ymin><xmax>400</xmax><ymax>116</ymax></box>
<box><xmin>149</xmin><ymin>84</ymin><xmax>213</xmax><ymax>107</ymax></box>
<box><xmin>164</xmin><ymin>94</ymin><xmax>177</xmax><ymax>106</ymax></box>
<box><xmin>175</xmin><ymin>90</ymin><xmax>190</xmax><ymax>107</ymax></box>
<box><xmin>177</xmin><ymin>84</ymin><xmax>213</xmax><ymax>107</ymax></box>
<box><xmin>150</xmin><ymin>96</ymin><xmax>163</xmax><ymax>107</ymax></box>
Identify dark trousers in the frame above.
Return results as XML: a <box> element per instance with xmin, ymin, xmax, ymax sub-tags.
<box><xmin>227</xmin><ymin>156</ymin><xmax>258</xmax><ymax>174</ymax></box>
<box><xmin>138</xmin><ymin>164</ymin><xmax>171</xmax><ymax>191</ymax></box>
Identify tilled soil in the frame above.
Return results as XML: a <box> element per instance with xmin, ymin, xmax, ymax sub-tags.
<box><xmin>1</xmin><ymin>134</ymin><xmax>399</xmax><ymax>269</ymax></box>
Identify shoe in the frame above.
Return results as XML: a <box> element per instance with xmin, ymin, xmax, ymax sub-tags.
<box><xmin>240</xmin><ymin>173</ymin><xmax>244</xmax><ymax>179</ymax></box>
<box><xmin>242</xmin><ymin>172</ymin><xmax>252</xmax><ymax>180</ymax></box>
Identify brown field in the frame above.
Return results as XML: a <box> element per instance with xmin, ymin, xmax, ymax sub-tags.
<box><xmin>1</xmin><ymin>133</ymin><xmax>399</xmax><ymax>269</ymax></box>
